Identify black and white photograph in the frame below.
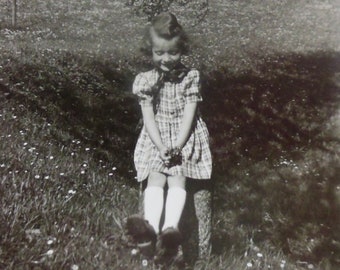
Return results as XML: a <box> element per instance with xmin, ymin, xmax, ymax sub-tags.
<box><xmin>0</xmin><ymin>1</ymin><xmax>339</xmax><ymax>269</ymax></box>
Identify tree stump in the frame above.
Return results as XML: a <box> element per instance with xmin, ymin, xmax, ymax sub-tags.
<box><xmin>138</xmin><ymin>179</ymin><xmax>212</xmax><ymax>263</ymax></box>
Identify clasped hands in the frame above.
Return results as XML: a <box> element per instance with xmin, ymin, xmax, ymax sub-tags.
<box><xmin>159</xmin><ymin>146</ymin><xmax>182</xmax><ymax>167</ymax></box>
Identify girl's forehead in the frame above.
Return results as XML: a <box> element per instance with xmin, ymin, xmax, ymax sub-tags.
<box><xmin>150</xmin><ymin>30</ymin><xmax>180</xmax><ymax>50</ymax></box>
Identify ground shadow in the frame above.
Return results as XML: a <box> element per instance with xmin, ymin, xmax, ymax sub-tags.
<box><xmin>2</xmin><ymin>50</ymin><xmax>339</xmax><ymax>266</ymax></box>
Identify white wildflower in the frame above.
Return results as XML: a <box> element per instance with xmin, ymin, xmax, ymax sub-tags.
<box><xmin>71</xmin><ymin>265</ymin><xmax>79</xmax><ymax>270</ymax></box>
<box><xmin>131</xmin><ymin>248</ymin><xmax>138</xmax><ymax>255</ymax></box>
<box><xmin>46</xmin><ymin>249</ymin><xmax>54</xmax><ymax>256</ymax></box>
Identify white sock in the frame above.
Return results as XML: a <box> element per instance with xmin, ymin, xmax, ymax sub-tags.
<box><xmin>144</xmin><ymin>186</ymin><xmax>164</xmax><ymax>234</ymax></box>
<box><xmin>162</xmin><ymin>187</ymin><xmax>186</xmax><ymax>231</ymax></box>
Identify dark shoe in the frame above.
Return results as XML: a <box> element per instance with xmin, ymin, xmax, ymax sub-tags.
<box><xmin>125</xmin><ymin>215</ymin><xmax>157</xmax><ymax>258</ymax></box>
<box><xmin>154</xmin><ymin>227</ymin><xmax>182</xmax><ymax>265</ymax></box>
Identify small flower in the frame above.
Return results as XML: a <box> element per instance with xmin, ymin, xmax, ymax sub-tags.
<box><xmin>46</xmin><ymin>249</ymin><xmax>54</xmax><ymax>256</ymax></box>
<box><xmin>85</xmin><ymin>147</ymin><xmax>90</xmax><ymax>151</ymax></box>
<box><xmin>59</xmin><ymin>172</ymin><xmax>65</xmax><ymax>176</ymax></box>
<box><xmin>49</xmin><ymin>156</ymin><xmax>54</xmax><ymax>160</ymax></box>
<box><xmin>142</xmin><ymin>259</ymin><xmax>148</xmax><ymax>267</ymax></box>
<box><xmin>44</xmin><ymin>176</ymin><xmax>50</xmax><ymax>180</ymax></box>
<box><xmin>35</xmin><ymin>175</ymin><xmax>40</xmax><ymax>179</ymax></box>
<box><xmin>247</xmin><ymin>262</ymin><xmax>253</xmax><ymax>268</ymax></box>
<box><xmin>68</xmin><ymin>190</ymin><xmax>76</xmax><ymax>195</ymax></box>
<box><xmin>108</xmin><ymin>173</ymin><xmax>113</xmax><ymax>176</ymax></box>
<box><xmin>47</xmin><ymin>239</ymin><xmax>54</xmax><ymax>245</ymax></box>
<box><xmin>112</xmin><ymin>167</ymin><xmax>117</xmax><ymax>171</ymax></box>
<box><xmin>71</xmin><ymin>265</ymin><xmax>79</xmax><ymax>270</ymax></box>
<box><xmin>257</xmin><ymin>252</ymin><xmax>263</xmax><ymax>258</ymax></box>
<box><xmin>80</xmin><ymin>170</ymin><xmax>86</xmax><ymax>174</ymax></box>
<box><xmin>131</xmin><ymin>248</ymin><xmax>138</xmax><ymax>256</ymax></box>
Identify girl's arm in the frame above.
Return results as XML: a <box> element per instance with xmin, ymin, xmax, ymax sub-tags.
<box><xmin>141</xmin><ymin>106</ymin><xmax>170</xmax><ymax>162</ymax></box>
<box><xmin>174</xmin><ymin>102</ymin><xmax>197</xmax><ymax>149</ymax></box>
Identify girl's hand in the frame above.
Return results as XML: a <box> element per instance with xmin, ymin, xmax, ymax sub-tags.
<box><xmin>159</xmin><ymin>146</ymin><xmax>170</xmax><ymax>166</ymax></box>
<box><xmin>168</xmin><ymin>147</ymin><xmax>182</xmax><ymax>167</ymax></box>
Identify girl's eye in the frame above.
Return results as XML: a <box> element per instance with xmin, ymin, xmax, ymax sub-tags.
<box><xmin>154</xmin><ymin>51</ymin><xmax>163</xmax><ymax>56</ymax></box>
<box><xmin>169</xmin><ymin>51</ymin><xmax>179</xmax><ymax>55</ymax></box>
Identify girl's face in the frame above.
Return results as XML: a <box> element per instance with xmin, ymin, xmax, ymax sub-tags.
<box><xmin>151</xmin><ymin>31</ymin><xmax>182</xmax><ymax>72</ymax></box>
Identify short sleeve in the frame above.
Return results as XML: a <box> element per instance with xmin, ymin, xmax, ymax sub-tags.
<box><xmin>132</xmin><ymin>73</ymin><xmax>153</xmax><ymax>107</ymax></box>
<box><xmin>183</xmin><ymin>70</ymin><xmax>203</xmax><ymax>104</ymax></box>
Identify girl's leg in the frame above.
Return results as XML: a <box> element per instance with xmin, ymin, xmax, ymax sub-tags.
<box><xmin>162</xmin><ymin>175</ymin><xmax>186</xmax><ymax>231</ymax></box>
<box><xmin>144</xmin><ymin>172</ymin><xmax>167</xmax><ymax>234</ymax></box>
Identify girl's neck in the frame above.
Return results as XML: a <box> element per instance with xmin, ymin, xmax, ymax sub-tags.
<box><xmin>155</xmin><ymin>63</ymin><xmax>189</xmax><ymax>83</ymax></box>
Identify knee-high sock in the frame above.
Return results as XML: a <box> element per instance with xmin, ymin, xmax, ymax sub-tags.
<box><xmin>144</xmin><ymin>186</ymin><xmax>164</xmax><ymax>234</ymax></box>
<box><xmin>162</xmin><ymin>187</ymin><xmax>186</xmax><ymax>231</ymax></box>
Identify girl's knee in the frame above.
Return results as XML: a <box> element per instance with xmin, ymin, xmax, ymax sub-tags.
<box><xmin>167</xmin><ymin>175</ymin><xmax>186</xmax><ymax>189</ymax></box>
<box><xmin>147</xmin><ymin>172</ymin><xmax>167</xmax><ymax>187</ymax></box>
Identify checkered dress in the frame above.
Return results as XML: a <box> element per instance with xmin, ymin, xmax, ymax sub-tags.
<box><xmin>133</xmin><ymin>68</ymin><xmax>212</xmax><ymax>182</ymax></box>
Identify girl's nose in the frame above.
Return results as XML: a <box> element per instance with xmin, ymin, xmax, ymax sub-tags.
<box><xmin>162</xmin><ymin>53</ymin><xmax>170</xmax><ymax>61</ymax></box>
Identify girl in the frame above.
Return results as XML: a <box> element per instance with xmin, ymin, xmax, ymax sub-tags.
<box><xmin>126</xmin><ymin>12</ymin><xmax>212</xmax><ymax>261</ymax></box>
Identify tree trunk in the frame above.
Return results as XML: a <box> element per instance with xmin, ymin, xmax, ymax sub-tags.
<box><xmin>138</xmin><ymin>180</ymin><xmax>213</xmax><ymax>263</ymax></box>
<box><xmin>12</xmin><ymin>0</ymin><xmax>17</xmax><ymax>27</ymax></box>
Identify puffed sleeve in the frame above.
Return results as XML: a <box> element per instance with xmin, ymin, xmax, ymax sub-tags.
<box><xmin>183</xmin><ymin>70</ymin><xmax>203</xmax><ymax>104</ymax></box>
<box><xmin>132</xmin><ymin>73</ymin><xmax>153</xmax><ymax>107</ymax></box>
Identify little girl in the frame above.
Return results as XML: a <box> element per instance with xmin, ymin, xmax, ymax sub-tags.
<box><xmin>126</xmin><ymin>12</ymin><xmax>212</xmax><ymax>262</ymax></box>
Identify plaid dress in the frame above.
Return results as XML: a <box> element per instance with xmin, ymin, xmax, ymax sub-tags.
<box><xmin>133</xmin><ymin>68</ymin><xmax>212</xmax><ymax>182</ymax></box>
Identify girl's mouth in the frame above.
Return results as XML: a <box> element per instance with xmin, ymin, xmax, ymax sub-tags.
<box><xmin>160</xmin><ymin>64</ymin><xmax>172</xmax><ymax>72</ymax></box>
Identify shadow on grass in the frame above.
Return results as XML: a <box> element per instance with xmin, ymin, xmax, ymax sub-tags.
<box><xmin>202</xmin><ymin>51</ymin><xmax>340</xmax><ymax>165</ymax></box>
<box><xmin>202</xmin><ymin>51</ymin><xmax>340</xmax><ymax>266</ymax></box>
<box><xmin>1</xmin><ymin>50</ymin><xmax>339</xmax><ymax>266</ymax></box>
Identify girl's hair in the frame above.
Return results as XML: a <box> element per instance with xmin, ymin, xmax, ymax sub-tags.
<box><xmin>140</xmin><ymin>12</ymin><xmax>189</xmax><ymax>56</ymax></box>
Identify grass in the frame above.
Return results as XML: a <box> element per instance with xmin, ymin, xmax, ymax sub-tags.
<box><xmin>1</xmin><ymin>0</ymin><xmax>340</xmax><ymax>269</ymax></box>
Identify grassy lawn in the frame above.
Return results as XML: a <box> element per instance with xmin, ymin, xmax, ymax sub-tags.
<box><xmin>1</xmin><ymin>0</ymin><xmax>340</xmax><ymax>269</ymax></box>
